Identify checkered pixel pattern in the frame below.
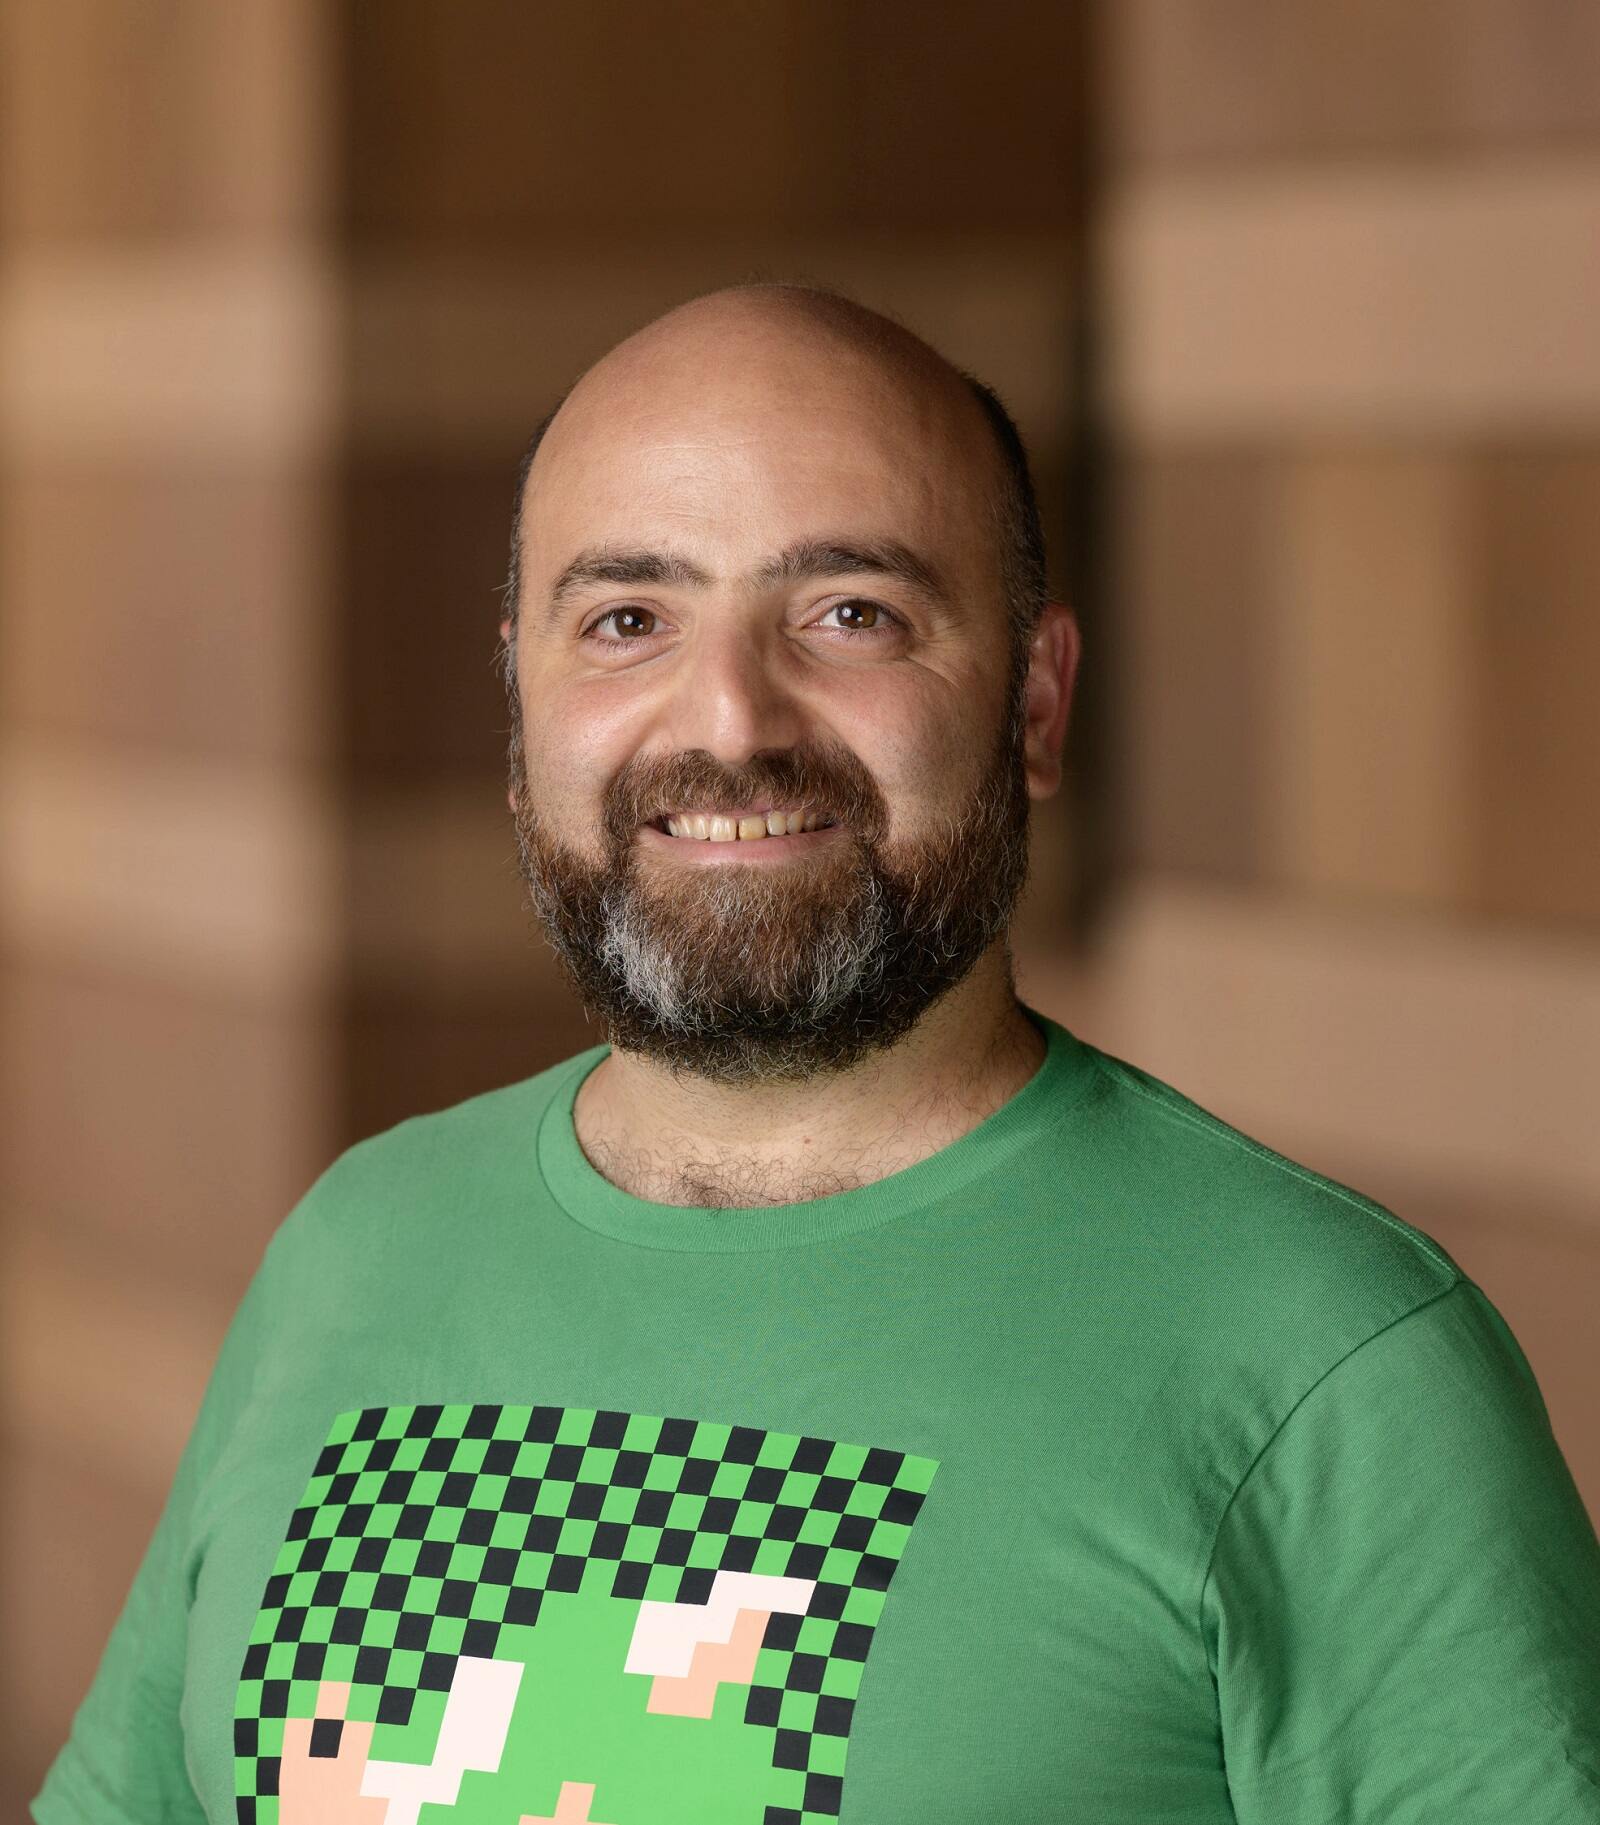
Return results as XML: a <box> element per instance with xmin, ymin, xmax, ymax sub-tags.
<box><xmin>233</xmin><ymin>1402</ymin><xmax>938</xmax><ymax>1823</ymax></box>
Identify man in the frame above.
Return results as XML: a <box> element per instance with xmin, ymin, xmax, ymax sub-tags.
<box><xmin>35</xmin><ymin>284</ymin><xmax>1600</xmax><ymax>1824</ymax></box>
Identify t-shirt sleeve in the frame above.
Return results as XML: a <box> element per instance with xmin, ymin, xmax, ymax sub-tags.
<box><xmin>29</xmin><ymin>1237</ymin><xmax>282</xmax><ymax>1825</ymax></box>
<box><xmin>1201</xmin><ymin>1274</ymin><xmax>1600</xmax><ymax>1824</ymax></box>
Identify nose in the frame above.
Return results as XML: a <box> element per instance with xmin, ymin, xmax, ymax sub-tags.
<box><xmin>658</xmin><ymin>616</ymin><xmax>807</xmax><ymax>764</ymax></box>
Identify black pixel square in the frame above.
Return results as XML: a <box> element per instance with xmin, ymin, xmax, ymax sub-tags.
<box><xmin>589</xmin><ymin>1522</ymin><xmax>628</xmax><ymax>1561</ymax></box>
<box><xmin>804</xmin><ymin>1770</ymin><xmax>843</xmax><ymax>1813</ymax></box>
<box><xmin>547</xmin><ymin>1553</ymin><xmax>585</xmax><ymax>1594</ymax></box>
<box><xmin>503</xmin><ymin>1585</ymin><xmax>542</xmax><ymax>1627</ymax></box>
<box><xmin>612</xmin><ymin>1561</ymin><xmax>649</xmax><ymax>1599</ymax></box>
<box><xmin>881</xmin><ymin>1484</ymin><xmax>925</xmax><ymax>1527</ymax></box>
<box><xmin>611</xmin><ymin>1449</ymin><xmax>650</xmax><ymax>1487</ymax></box>
<box><xmin>814</xmin><ymin>1694</ymin><xmax>854</xmax><ymax>1736</ymax></box>
<box><xmin>772</xmin><ymin>1728</ymin><xmax>809</xmax><ymax>1771</ymax></box>
<box><xmin>436</xmin><ymin>1578</ymin><xmax>474</xmax><ymax>1618</ymax></box>
<box><xmin>308</xmin><ymin>1717</ymin><xmax>343</xmax><ymax>1759</ymax></box>
<box><xmin>792</xmin><ymin>1436</ymin><xmax>834</xmax><ymax>1474</ymax></box>
<box><xmin>395</xmin><ymin>1611</ymin><xmax>431</xmax><ymax>1651</ymax></box>
<box><xmin>462</xmin><ymin>1617</ymin><xmax>502</xmax><ymax>1656</ymax></box>
<box><xmin>376</xmin><ymin>1685</ymin><xmax>415</xmax><ymax>1726</ymax></box>
<box><xmin>590</xmin><ymin>1409</ymin><xmax>628</xmax><ymax>1446</ymax></box>
<box><xmin>859</xmin><ymin>1447</ymin><xmax>904</xmax><ymax>1486</ymax></box>
<box><xmin>656</xmin><ymin>1416</ymin><xmax>697</xmax><ymax>1455</ymax></box>
<box><xmin>854</xmin><ymin>1553</ymin><xmax>895</xmax><ymax>1592</ymax></box>
<box><xmin>744</xmin><ymin>1683</ymin><xmax>782</xmax><ymax>1727</ymax></box>
<box><xmin>546</xmin><ymin>1443</ymin><xmax>583</xmax><ymax>1481</ymax></box>
<box><xmin>676</xmin><ymin>1565</ymin><xmax>715</xmax><ymax>1605</ymax></box>
<box><xmin>761</xmin><ymin>1610</ymin><xmax>803</xmax><ymax>1651</ymax></box>
<box><xmin>568</xmin><ymin>1481</ymin><xmax>605</xmax><ymax>1520</ymax></box>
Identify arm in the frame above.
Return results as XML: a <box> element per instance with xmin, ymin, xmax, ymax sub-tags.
<box><xmin>30</xmin><ymin>1244</ymin><xmax>280</xmax><ymax>1824</ymax></box>
<box><xmin>1202</xmin><ymin>1276</ymin><xmax>1600</xmax><ymax>1823</ymax></box>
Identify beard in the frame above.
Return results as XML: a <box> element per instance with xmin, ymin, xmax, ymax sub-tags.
<box><xmin>507</xmin><ymin>688</ymin><xmax>1032</xmax><ymax>1086</ymax></box>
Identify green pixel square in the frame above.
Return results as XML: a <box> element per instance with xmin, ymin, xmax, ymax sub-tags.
<box><xmin>514</xmin><ymin>1440</ymin><xmax>551</xmax><ymax>1477</ymax></box>
<box><xmin>711</xmin><ymin>1460</ymin><xmax>751</xmax><ymax>1499</ymax></box>
<box><xmin>752</xmin><ymin>1537</ymin><xmax>792</xmax><ymax>1576</ymax></box>
<box><xmin>324</xmin><ymin>1411</ymin><xmax>358</xmax><ymax>1446</ymax></box>
<box><xmin>601</xmin><ymin>1484</ymin><xmax>638</xmax><ymax>1524</ymax></box>
<box><xmin>470</xmin><ymin>1474</ymin><xmax>508</xmax><ymax>1511</ymax></box>
<box><xmin>382</xmin><ymin>1537</ymin><xmax>420</xmax><ymax>1576</ymax></box>
<box><xmin>579</xmin><ymin>1444</ymin><xmax>619</xmax><ymax>1483</ymax></box>
<box><xmin>556</xmin><ymin>1408</ymin><xmax>593</xmax><ymax>1446</ymax></box>
<box><xmin>758</xmin><ymin>1432</ymin><xmax>798</xmax><ymax>1469</ymax></box>
<box><xmin>491</xmin><ymin>1509</ymin><xmax>527</xmax><ymax>1548</ymax></box>
<box><xmin>451</xmin><ymin>1437</ymin><xmax>488</xmax><ymax>1476</ymax></box>
<box><xmin>448</xmin><ymin>1542</ymin><xmax>486</xmax><ymax>1581</ymax></box>
<box><xmin>692</xmin><ymin>1420</ymin><xmax>731</xmax><ymax>1457</ymax></box>
<box><xmin>429</xmin><ymin>1612</ymin><xmax>466</xmax><ymax>1655</ymax></box>
<box><xmin>688</xmin><ymin>1531</ymin><xmax>724</xmax><ymax>1569</ymax></box>
<box><xmin>810</xmin><ymin>1730</ymin><xmax>848</xmax><ymax>1775</ymax></box>
<box><xmin>842</xmin><ymin>1585</ymin><xmax>884</xmax><ymax>1626</ymax></box>
<box><xmin>898</xmin><ymin>1455</ymin><xmax>938</xmax><ymax>1494</ymax></box>
<box><xmin>829</xmin><ymin>1442</ymin><xmax>868</xmax><ymax>1480</ymax></box>
<box><xmin>643</xmin><ymin>1562</ymin><xmax>680</xmax><ymax>1600</ymax></box>
<box><xmin>406</xmin><ymin>1576</ymin><xmax>444</xmax><ymax>1615</ymax></box>
<box><xmin>779</xmin><ymin>1688</ymin><xmax>817</xmax><ymax>1731</ymax></box>
<box><xmin>361</xmin><ymin>1608</ymin><xmax>399</xmax><ymax>1649</ymax></box>
<box><xmin>300</xmin><ymin>1606</ymin><xmax>335</xmax><ymax>1645</ymax></box>
<box><xmin>622</xmin><ymin>1412</ymin><xmax>661</xmax><ymax>1452</ymax></box>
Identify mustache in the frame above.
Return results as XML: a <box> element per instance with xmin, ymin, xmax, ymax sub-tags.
<box><xmin>599</xmin><ymin>742</ymin><xmax>889</xmax><ymax>849</ymax></box>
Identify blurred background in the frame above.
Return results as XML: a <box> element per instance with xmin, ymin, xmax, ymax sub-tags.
<box><xmin>2</xmin><ymin>0</ymin><xmax>1598</xmax><ymax>1807</ymax></box>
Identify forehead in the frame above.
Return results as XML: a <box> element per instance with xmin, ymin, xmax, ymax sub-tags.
<box><xmin>521</xmin><ymin>335</ymin><xmax>997</xmax><ymax>584</ymax></box>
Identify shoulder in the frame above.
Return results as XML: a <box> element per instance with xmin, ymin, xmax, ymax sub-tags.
<box><xmin>265</xmin><ymin>1043</ymin><xmax>605</xmax><ymax>1270</ymax></box>
<box><xmin>1066</xmin><ymin>1033</ymin><xmax>1463</xmax><ymax>1355</ymax></box>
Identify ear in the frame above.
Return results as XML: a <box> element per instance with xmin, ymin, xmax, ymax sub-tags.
<box><xmin>1022</xmin><ymin>601</ymin><xmax>1081</xmax><ymax>801</ymax></box>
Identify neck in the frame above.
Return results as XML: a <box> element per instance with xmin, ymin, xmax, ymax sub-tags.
<box><xmin>571</xmin><ymin>945</ymin><xmax>1046</xmax><ymax>1208</ymax></box>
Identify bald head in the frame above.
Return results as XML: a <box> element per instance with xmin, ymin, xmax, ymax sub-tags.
<box><xmin>501</xmin><ymin>281</ymin><xmax>1045</xmax><ymax>665</ymax></box>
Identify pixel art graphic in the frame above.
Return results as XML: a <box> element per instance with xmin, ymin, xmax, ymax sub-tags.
<box><xmin>233</xmin><ymin>1403</ymin><xmax>939</xmax><ymax>1824</ymax></box>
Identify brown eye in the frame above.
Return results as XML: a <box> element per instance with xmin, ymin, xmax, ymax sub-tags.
<box><xmin>821</xmin><ymin>598</ymin><xmax>894</xmax><ymax>631</ymax></box>
<box><xmin>593</xmin><ymin>606</ymin><xmax>657</xmax><ymax>639</ymax></box>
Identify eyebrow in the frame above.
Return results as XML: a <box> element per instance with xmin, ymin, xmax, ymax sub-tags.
<box><xmin>543</xmin><ymin>535</ymin><xmax>950</xmax><ymax>624</ymax></box>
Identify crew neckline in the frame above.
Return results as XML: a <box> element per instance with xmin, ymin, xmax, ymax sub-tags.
<box><xmin>534</xmin><ymin>1004</ymin><xmax>1100</xmax><ymax>1253</ymax></box>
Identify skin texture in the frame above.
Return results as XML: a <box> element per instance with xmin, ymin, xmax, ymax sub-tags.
<box><xmin>501</xmin><ymin>286</ymin><xmax>1080</xmax><ymax>1207</ymax></box>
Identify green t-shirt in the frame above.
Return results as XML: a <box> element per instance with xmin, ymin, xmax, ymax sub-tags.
<box><xmin>32</xmin><ymin>1008</ymin><xmax>1600</xmax><ymax>1824</ymax></box>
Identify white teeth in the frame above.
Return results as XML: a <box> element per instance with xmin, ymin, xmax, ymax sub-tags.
<box><xmin>661</xmin><ymin>808</ymin><xmax>834</xmax><ymax>841</ymax></box>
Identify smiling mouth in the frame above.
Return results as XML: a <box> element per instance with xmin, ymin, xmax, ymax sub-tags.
<box><xmin>648</xmin><ymin>809</ymin><xmax>838</xmax><ymax>843</ymax></box>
